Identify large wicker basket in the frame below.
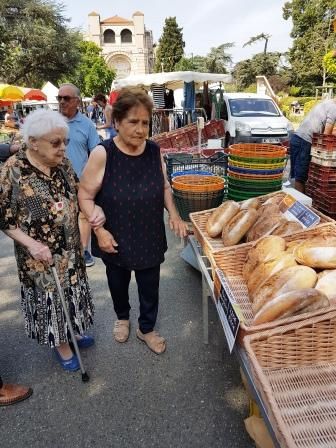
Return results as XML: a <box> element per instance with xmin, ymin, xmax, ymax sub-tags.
<box><xmin>243</xmin><ymin>310</ymin><xmax>336</xmax><ymax>448</ymax></box>
<box><xmin>190</xmin><ymin>191</ymin><xmax>335</xmax><ymax>260</ymax></box>
<box><xmin>212</xmin><ymin>223</ymin><xmax>336</xmax><ymax>338</ymax></box>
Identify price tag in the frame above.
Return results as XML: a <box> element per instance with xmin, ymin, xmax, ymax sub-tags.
<box><xmin>215</xmin><ymin>269</ymin><xmax>242</xmax><ymax>353</ymax></box>
<box><xmin>279</xmin><ymin>194</ymin><xmax>320</xmax><ymax>228</ymax></box>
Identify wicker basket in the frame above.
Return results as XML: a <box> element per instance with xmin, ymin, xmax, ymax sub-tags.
<box><xmin>243</xmin><ymin>310</ymin><xmax>336</xmax><ymax>448</ymax></box>
<box><xmin>189</xmin><ymin>191</ymin><xmax>334</xmax><ymax>259</ymax></box>
<box><xmin>173</xmin><ymin>189</ymin><xmax>225</xmax><ymax>222</ymax></box>
<box><xmin>212</xmin><ymin>223</ymin><xmax>336</xmax><ymax>338</ymax></box>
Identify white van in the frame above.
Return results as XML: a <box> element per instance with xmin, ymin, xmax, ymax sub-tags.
<box><xmin>222</xmin><ymin>93</ymin><xmax>294</xmax><ymax>147</ymax></box>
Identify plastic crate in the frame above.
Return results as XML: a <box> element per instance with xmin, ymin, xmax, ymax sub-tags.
<box><xmin>169</xmin><ymin>131</ymin><xmax>192</xmax><ymax>149</ymax></box>
<box><xmin>312</xmin><ymin>132</ymin><xmax>336</xmax><ymax>151</ymax></box>
<box><xmin>311</xmin><ymin>156</ymin><xmax>336</xmax><ymax>167</ymax></box>
<box><xmin>311</xmin><ymin>147</ymin><xmax>336</xmax><ymax>159</ymax></box>
<box><xmin>204</xmin><ymin>120</ymin><xmax>225</xmax><ymax>139</ymax></box>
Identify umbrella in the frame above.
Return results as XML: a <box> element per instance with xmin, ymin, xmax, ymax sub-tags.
<box><xmin>22</xmin><ymin>88</ymin><xmax>47</xmax><ymax>101</ymax></box>
<box><xmin>0</xmin><ymin>84</ymin><xmax>24</xmax><ymax>101</ymax></box>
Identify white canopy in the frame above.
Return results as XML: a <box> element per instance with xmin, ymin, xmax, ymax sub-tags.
<box><xmin>112</xmin><ymin>71</ymin><xmax>232</xmax><ymax>91</ymax></box>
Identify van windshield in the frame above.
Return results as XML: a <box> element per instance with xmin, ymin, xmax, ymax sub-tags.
<box><xmin>228</xmin><ymin>98</ymin><xmax>280</xmax><ymax>117</ymax></box>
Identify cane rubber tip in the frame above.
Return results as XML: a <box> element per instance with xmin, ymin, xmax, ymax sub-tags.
<box><xmin>82</xmin><ymin>372</ymin><xmax>90</xmax><ymax>382</ymax></box>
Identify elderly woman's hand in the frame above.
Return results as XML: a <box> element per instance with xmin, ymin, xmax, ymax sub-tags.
<box><xmin>88</xmin><ymin>205</ymin><xmax>106</xmax><ymax>229</ymax></box>
<box><xmin>27</xmin><ymin>240</ymin><xmax>53</xmax><ymax>265</ymax></box>
<box><xmin>94</xmin><ymin>227</ymin><xmax>118</xmax><ymax>253</ymax></box>
<box><xmin>168</xmin><ymin>214</ymin><xmax>188</xmax><ymax>238</ymax></box>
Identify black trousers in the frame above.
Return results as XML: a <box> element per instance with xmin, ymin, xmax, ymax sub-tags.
<box><xmin>104</xmin><ymin>262</ymin><xmax>161</xmax><ymax>334</ymax></box>
<box><xmin>0</xmin><ymin>376</ymin><xmax>2</xmax><ymax>388</ymax></box>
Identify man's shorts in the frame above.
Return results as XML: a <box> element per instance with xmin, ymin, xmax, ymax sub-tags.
<box><xmin>289</xmin><ymin>133</ymin><xmax>311</xmax><ymax>182</ymax></box>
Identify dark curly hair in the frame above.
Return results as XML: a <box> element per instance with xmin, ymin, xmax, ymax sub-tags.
<box><xmin>112</xmin><ymin>88</ymin><xmax>153</xmax><ymax>123</ymax></box>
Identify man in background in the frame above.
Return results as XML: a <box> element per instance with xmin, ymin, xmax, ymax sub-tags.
<box><xmin>94</xmin><ymin>93</ymin><xmax>117</xmax><ymax>139</ymax></box>
<box><xmin>290</xmin><ymin>98</ymin><xmax>336</xmax><ymax>193</ymax></box>
<box><xmin>58</xmin><ymin>83</ymin><xmax>100</xmax><ymax>267</ymax></box>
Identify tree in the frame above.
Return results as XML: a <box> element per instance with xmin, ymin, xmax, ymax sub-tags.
<box><xmin>0</xmin><ymin>0</ymin><xmax>82</xmax><ymax>87</ymax></box>
<box><xmin>154</xmin><ymin>17</ymin><xmax>185</xmax><ymax>72</ymax></box>
<box><xmin>205</xmin><ymin>43</ymin><xmax>234</xmax><ymax>73</ymax></box>
<box><xmin>62</xmin><ymin>41</ymin><xmax>115</xmax><ymax>96</ymax></box>
<box><xmin>243</xmin><ymin>33</ymin><xmax>271</xmax><ymax>55</ymax></box>
<box><xmin>283</xmin><ymin>0</ymin><xmax>336</xmax><ymax>90</ymax></box>
<box><xmin>174</xmin><ymin>55</ymin><xmax>208</xmax><ymax>72</ymax></box>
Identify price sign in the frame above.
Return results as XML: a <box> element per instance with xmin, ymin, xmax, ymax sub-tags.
<box><xmin>279</xmin><ymin>194</ymin><xmax>320</xmax><ymax>228</ymax></box>
<box><xmin>215</xmin><ymin>269</ymin><xmax>242</xmax><ymax>353</ymax></box>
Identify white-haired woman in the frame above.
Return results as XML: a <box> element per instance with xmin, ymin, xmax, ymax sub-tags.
<box><xmin>0</xmin><ymin>109</ymin><xmax>104</xmax><ymax>372</ymax></box>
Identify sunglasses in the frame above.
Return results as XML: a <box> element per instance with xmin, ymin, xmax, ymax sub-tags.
<box><xmin>40</xmin><ymin>137</ymin><xmax>70</xmax><ymax>148</ymax></box>
<box><xmin>56</xmin><ymin>95</ymin><xmax>78</xmax><ymax>102</ymax></box>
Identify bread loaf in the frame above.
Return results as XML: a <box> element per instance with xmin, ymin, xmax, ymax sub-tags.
<box><xmin>252</xmin><ymin>265</ymin><xmax>317</xmax><ymax>313</ymax></box>
<box><xmin>252</xmin><ymin>289</ymin><xmax>329</xmax><ymax>325</ymax></box>
<box><xmin>242</xmin><ymin>235</ymin><xmax>286</xmax><ymax>281</ymax></box>
<box><xmin>247</xmin><ymin>253</ymin><xmax>297</xmax><ymax>297</ymax></box>
<box><xmin>246</xmin><ymin>206</ymin><xmax>283</xmax><ymax>242</ymax></box>
<box><xmin>240</xmin><ymin>197</ymin><xmax>261</xmax><ymax>211</ymax></box>
<box><xmin>315</xmin><ymin>269</ymin><xmax>336</xmax><ymax>302</ymax></box>
<box><xmin>222</xmin><ymin>208</ymin><xmax>258</xmax><ymax>246</ymax></box>
<box><xmin>271</xmin><ymin>220</ymin><xmax>303</xmax><ymax>237</ymax></box>
<box><xmin>205</xmin><ymin>201</ymin><xmax>240</xmax><ymax>238</ymax></box>
<box><xmin>262</xmin><ymin>194</ymin><xmax>285</xmax><ymax>207</ymax></box>
<box><xmin>293</xmin><ymin>236</ymin><xmax>336</xmax><ymax>269</ymax></box>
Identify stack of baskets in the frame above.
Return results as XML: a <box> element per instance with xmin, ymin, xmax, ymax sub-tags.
<box><xmin>172</xmin><ymin>174</ymin><xmax>226</xmax><ymax>221</ymax></box>
<box><xmin>227</xmin><ymin>143</ymin><xmax>287</xmax><ymax>201</ymax></box>
<box><xmin>306</xmin><ymin>133</ymin><xmax>336</xmax><ymax>219</ymax></box>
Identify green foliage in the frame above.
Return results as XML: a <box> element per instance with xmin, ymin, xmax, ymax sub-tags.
<box><xmin>174</xmin><ymin>55</ymin><xmax>208</xmax><ymax>72</ymax></box>
<box><xmin>288</xmin><ymin>86</ymin><xmax>302</xmax><ymax>96</ymax></box>
<box><xmin>283</xmin><ymin>1</ymin><xmax>336</xmax><ymax>88</ymax></box>
<box><xmin>243</xmin><ymin>33</ymin><xmax>271</xmax><ymax>55</ymax></box>
<box><xmin>243</xmin><ymin>83</ymin><xmax>257</xmax><ymax>93</ymax></box>
<box><xmin>62</xmin><ymin>41</ymin><xmax>115</xmax><ymax>96</ymax></box>
<box><xmin>324</xmin><ymin>50</ymin><xmax>336</xmax><ymax>75</ymax></box>
<box><xmin>0</xmin><ymin>0</ymin><xmax>82</xmax><ymax>87</ymax></box>
<box><xmin>205</xmin><ymin>43</ymin><xmax>234</xmax><ymax>73</ymax></box>
<box><xmin>304</xmin><ymin>99</ymin><xmax>319</xmax><ymax>114</ymax></box>
<box><xmin>154</xmin><ymin>17</ymin><xmax>185</xmax><ymax>72</ymax></box>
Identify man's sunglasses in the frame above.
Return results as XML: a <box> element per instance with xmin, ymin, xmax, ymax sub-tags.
<box><xmin>56</xmin><ymin>95</ymin><xmax>78</xmax><ymax>102</ymax></box>
<box><xmin>40</xmin><ymin>137</ymin><xmax>70</xmax><ymax>148</ymax></box>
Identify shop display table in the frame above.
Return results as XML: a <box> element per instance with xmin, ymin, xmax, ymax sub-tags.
<box><xmin>186</xmin><ymin>235</ymin><xmax>281</xmax><ymax>448</ymax></box>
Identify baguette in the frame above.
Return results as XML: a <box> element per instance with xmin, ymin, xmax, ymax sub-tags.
<box><xmin>205</xmin><ymin>201</ymin><xmax>240</xmax><ymax>238</ymax></box>
<box><xmin>315</xmin><ymin>269</ymin><xmax>336</xmax><ymax>302</ymax></box>
<box><xmin>294</xmin><ymin>236</ymin><xmax>336</xmax><ymax>268</ymax></box>
<box><xmin>240</xmin><ymin>197</ymin><xmax>261</xmax><ymax>211</ymax></box>
<box><xmin>222</xmin><ymin>208</ymin><xmax>258</xmax><ymax>246</ymax></box>
<box><xmin>252</xmin><ymin>265</ymin><xmax>317</xmax><ymax>313</ymax></box>
<box><xmin>252</xmin><ymin>288</ymin><xmax>329</xmax><ymax>325</ymax></box>
<box><xmin>246</xmin><ymin>206</ymin><xmax>283</xmax><ymax>242</ymax></box>
<box><xmin>271</xmin><ymin>220</ymin><xmax>303</xmax><ymax>237</ymax></box>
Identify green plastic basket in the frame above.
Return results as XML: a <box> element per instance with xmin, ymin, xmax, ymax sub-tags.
<box><xmin>228</xmin><ymin>176</ymin><xmax>283</xmax><ymax>187</ymax></box>
<box><xmin>229</xmin><ymin>154</ymin><xmax>287</xmax><ymax>164</ymax></box>
<box><xmin>173</xmin><ymin>189</ymin><xmax>225</xmax><ymax>221</ymax></box>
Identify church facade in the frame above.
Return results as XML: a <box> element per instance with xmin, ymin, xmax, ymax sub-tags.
<box><xmin>86</xmin><ymin>11</ymin><xmax>154</xmax><ymax>79</ymax></box>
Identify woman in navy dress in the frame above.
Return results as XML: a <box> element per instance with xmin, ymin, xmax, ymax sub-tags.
<box><xmin>78</xmin><ymin>88</ymin><xmax>187</xmax><ymax>354</ymax></box>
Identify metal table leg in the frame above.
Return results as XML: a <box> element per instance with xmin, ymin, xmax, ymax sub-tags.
<box><xmin>202</xmin><ymin>275</ymin><xmax>209</xmax><ymax>344</ymax></box>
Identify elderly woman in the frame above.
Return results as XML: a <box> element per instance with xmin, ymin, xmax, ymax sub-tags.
<box><xmin>0</xmin><ymin>109</ymin><xmax>104</xmax><ymax>372</ymax></box>
<box><xmin>78</xmin><ymin>88</ymin><xmax>187</xmax><ymax>355</ymax></box>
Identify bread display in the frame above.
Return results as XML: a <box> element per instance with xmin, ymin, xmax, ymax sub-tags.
<box><xmin>240</xmin><ymin>197</ymin><xmax>261</xmax><ymax>210</ymax></box>
<box><xmin>205</xmin><ymin>200</ymin><xmax>240</xmax><ymax>238</ymax></box>
<box><xmin>252</xmin><ymin>289</ymin><xmax>329</xmax><ymax>325</ymax></box>
<box><xmin>246</xmin><ymin>206</ymin><xmax>283</xmax><ymax>242</ymax></box>
<box><xmin>271</xmin><ymin>220</ymin><xmax>303</xmax><ymax>237</ymax></box>
<box><xmin>293</xmin><ymin>236</ymin><xmax>336</xmax><ymax>269</ymax></box>
<box><xmin>315</xmin><ymin>269</ymin><xmax>336</xmax><ymax>302</ymax></box>
<box><xmin>252</xmin><ymin>265</ymin><xmax>318</xmax><ymax>313</ymax></box>
<box><xmin>222</xmin><ymin>208</ymin><xmax>258</xmax><ymax>246</ymax></box>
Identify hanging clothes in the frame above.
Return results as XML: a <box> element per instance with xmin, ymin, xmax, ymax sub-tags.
<box><xmin>151</xmin><ymin>84</ymin><xmax>165</xmax><ymax>109</ymax></box>
<box><xmin>164</xmin><ymin>89</ymin><xmax>175</xmax><ymax>109</ymax></box>
<box><xmin>183</xmin><ymin>81</ymin><xmax>195</xmax><ymax>110</ymax></box>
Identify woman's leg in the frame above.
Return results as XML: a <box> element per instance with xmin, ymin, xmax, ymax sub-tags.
<box><xmin>104</xmin><ymin>262</ymin><xmax>132</xmax><ymax>319</ymax></box>
<box><xmin>135</xmin><ymin>265</ymin><xmax>161</xmax><ymax>334</ymax></box>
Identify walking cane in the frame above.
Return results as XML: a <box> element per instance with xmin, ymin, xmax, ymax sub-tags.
<box><xmin>51</xmin><ymin>264</ymin><xmax>90</xmax><ymax>382</ymax></box>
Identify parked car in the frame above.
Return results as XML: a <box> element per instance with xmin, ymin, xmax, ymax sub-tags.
<box><xmin>222</xmin><ymin>93</ymin><xmax>294</xmax><ymax>147</ymax></box>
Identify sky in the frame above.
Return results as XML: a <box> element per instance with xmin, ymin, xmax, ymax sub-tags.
<box><xmin>61</xmin><ymin>0</ymin><xmax>293</xmax><ymax>65</ymax></box>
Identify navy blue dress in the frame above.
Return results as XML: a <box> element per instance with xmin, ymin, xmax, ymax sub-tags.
<box><xmin>92</xmin><ymin>139</ymin><xmax>167</xmax><ymax>270</ymax></box>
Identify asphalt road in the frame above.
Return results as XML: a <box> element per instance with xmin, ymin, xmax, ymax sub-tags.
<box><xmin>0</xmin><ymin>221</ymin><xmax>253</xmax><ymax>448</ymax></box>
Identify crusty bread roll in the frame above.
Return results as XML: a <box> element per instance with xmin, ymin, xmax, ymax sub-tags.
<box><xmin>242</xmin><ymin>235</ymin><xmax>286</xmax><ymax>281</ymax></box>
<box><xmin>315</xmin><ymin>269</ymin><xmax>336</xmax><ymax>302</ymax></box>
<box><xmin>252</xmin><ymin>265</ymin><xmax>317</xmax><ymax>313</ymax></box>
<box><xmin>271</xmin><ymin>220</ymin><xmax>303</xmax><ymax>237</ymax></box>
<box><xmin>205</xmin><ymin>201</ymin><xmax>240</xmax><ymax>238</ymax></box>
<box><xmin>293</xmin><ymin>236</ymin><xmax>336</xmax><ymax>269</ymax></box>
<box><xmin>240</xmin><ymin>197</ymin><xmax>261</xmax><ymax>211</ymax></box>
<box><xmin>285</xmin><ymin>240</ymin><xmax>304</xmax><ymax>254</ymax></box>
<box><xmin>222</xmin><ymin>208</ymin><xmax>258</xmax><ymax>246</ymax></box>
<box><xmin>246</xmin><ymin>206</ymin><xmax>283</xmax><ymax>242</ymax></box>
<box><xmin>262</xmin><ymin>194</ymin><xmax>285</xmax><ymax>207</ymax></box>
<box><xmin>252</xmin><ymin>288</ymin><xmax>329</xmax><ymax>325</ymax></box>
<box><xmin>247</xmin><ymin>253</ymin><xmax>297</xmax><ymax>297</ymax></box>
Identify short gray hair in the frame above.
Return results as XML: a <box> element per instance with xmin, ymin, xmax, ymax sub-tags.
<box><xmin>20</xmin><ymin>109</ymin><xmax>69</xmax><ymax>144</ymax></box>
<box><xmin>59</xmin><ymin>83</ymin><xmax>81</xmax><ymax>97</ymax></box>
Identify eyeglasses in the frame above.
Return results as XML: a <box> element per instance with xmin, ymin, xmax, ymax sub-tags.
<box><xmin>56</xmin><ymin>95</ymin><xmax>78</xmax><ymax>102</ymax></box>
<box><xmin>40</xmin><ymin>137</ymin><xmax>70</xmax><ymax>148</ymax></box>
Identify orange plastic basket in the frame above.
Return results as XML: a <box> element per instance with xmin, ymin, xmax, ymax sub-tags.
<box><xmin>172</xmin><ymin>175</ymin><xmax>225</xmax><ymax>192</ymax></box>
<box><xmin>227</xmin><ymin>169</ymin><xmax>283</xmax><ymax>180</ymax></box>
<box><xmin>229</xmin><ymin>143</ymin><xmax>287</xmax><ymax>158</ymax></box>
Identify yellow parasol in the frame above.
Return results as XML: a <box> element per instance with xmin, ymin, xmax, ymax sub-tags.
<box><xmin>0</xmin><ymin>84</ymin><xmax>24</xmax><ymax>101</ymax></box>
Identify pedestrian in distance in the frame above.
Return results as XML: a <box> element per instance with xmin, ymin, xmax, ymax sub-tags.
<box><xmin>93</xmin><ymin>92</ymin><xmax>117</xmax><ymax>139</ymax></box>
<box><xmin>78</xmin><ymin>87</ymin><xmax>188</xmax><ymax>355</ymax></box>
<box><xmin>0</xmin><ymin>109</ymin><xmax>105</xmax><ymax>372</ymax></box>
<box><xmin>58</xmin><ymin>83</ymin><xmax>101</xmax><ymax>267</ymax></box>
<box><xmin>289</xmin><ymin>97</ymin><xmax>336</xmax><ymax>193</ymax></box>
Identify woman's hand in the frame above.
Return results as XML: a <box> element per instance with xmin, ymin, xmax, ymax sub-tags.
<box><xmin>26</xmin><ymin>240</ymin><xmax>53</xmax><ymax>264</ymax></box>
<box><xmin>168</xmin><ymin>215</ymin><xmax>188</xmax><ymax>238</ymax></box>
<box><xmin>94</xmin><ymin>228</ymin><xmax>118</xmax><ymax>253</ymax></box>
<box><xmin>88</xmin><ymin>205</ymin><xmax>106</xmax><ymax>229</ymax></box>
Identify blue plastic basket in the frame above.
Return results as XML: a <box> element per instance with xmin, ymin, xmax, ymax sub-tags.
<box><xmin>228</xmin><ymin>166</ymin><xmax>284</xmax><ymax>175</ymax></box>
<box><xmin>171</xmin><ymin>170</ymin><xmax>215</xmax><ymax>178</ymax></box>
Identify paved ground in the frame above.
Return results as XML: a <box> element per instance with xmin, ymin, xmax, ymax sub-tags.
<box><xmin>0</xmin><ymin>221</ymin><xmax>253</xmax><ymax>448</ymax></box>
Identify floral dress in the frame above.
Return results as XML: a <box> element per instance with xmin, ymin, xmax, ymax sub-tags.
<box><xmin>0</xmin><ymin>151</ymin><xmax>94</xmax><ymax>346</ymax></box>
